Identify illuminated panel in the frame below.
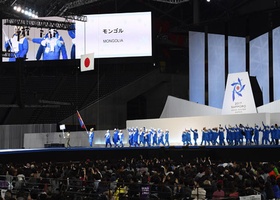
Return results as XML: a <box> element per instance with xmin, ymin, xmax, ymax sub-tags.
<box><xmin>273</xmin><ymin>27</ymin><xmax>280</xmax><ymax>101</ymax></box>
<box><xmin>249</xmin><ymin>33</ymin><xmax>269</xmax><ymax>104</ymax></box>
<box><xmin>189</xmin><ymin>31</ymin><xmax>205</xmax><ymax>105</ymax></box>
<box><xmin>208</xmin><ymin>33</ymin><xmax>225</xmax><ymax>108</ymax></box>
<box><xmin>228</xmin><ymin>36</ymin><xmax>246</xmax><ymax>73</ymax></box>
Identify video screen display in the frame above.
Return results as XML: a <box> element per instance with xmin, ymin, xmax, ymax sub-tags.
<box><xmin>2</xmin><ymin>12</ymin><xmax>152</xmax><ymax>62</ymax></box>
<box><xmin>75</xmin><ymin>12</ymin><xmax>152</xmax><ymax>59</ymax></box>
<box><xmin>2</xmin><ymin>16</ymin><xmax>74</xmax><ymax>62</ymax></box>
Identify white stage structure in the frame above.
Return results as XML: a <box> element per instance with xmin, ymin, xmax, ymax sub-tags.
<box><xmin>24</xmin><ymin>72</ymin><xmax>280</xmax><ymax>148</ymax></box>
<box><xmin>127</xmin><ymin>72</ymin><xmax>280</xmax><ymax>145</ymax></box>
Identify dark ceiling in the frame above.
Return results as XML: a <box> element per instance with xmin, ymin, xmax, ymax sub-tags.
<box><xmin>2</xmin><ymin>0</ymin><xmax>280</xmax><ymax>40</ymax></box>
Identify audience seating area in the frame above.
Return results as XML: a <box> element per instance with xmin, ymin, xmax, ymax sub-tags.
<box><xmin>0</xmin><ymin>153</ymin><xmax>278</xmax><ymax>200</ymax></box>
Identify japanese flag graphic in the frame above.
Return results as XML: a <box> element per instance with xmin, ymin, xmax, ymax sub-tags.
<box><xmin>80</xmin><ymin>53</ymin><xmax>94</xmax><ymax>72</ymax></box>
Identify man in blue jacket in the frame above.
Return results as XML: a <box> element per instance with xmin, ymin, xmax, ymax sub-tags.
<box><xmin>5</xmin><ymin>26</ymin><xmax>29</xmax><ymax>62</ymax></box>
<box><xmin>32</xmin><ymin>29</ymin><xmax>67</xmax><ymax>60</ymax></box>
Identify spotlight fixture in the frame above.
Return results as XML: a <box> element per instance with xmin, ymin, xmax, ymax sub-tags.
<box><xmin>13</xmin><ymin>4</ymin><xmax>38</xmax><ymax>18</ymax></box>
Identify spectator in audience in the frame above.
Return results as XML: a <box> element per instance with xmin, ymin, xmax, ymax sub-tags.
<box><xmin>202</xmin><ymin>179</ymin><xmax>213</xmax><ymax>199</ymax></box>
<box><xmin>264</xmin><ymin>180</ymin><xmax>275</xmax><ymax>200</ymax></box>
<box><xmin>270</xmin><ymin>175</ymin><xmax>280</xmax><ymax>199</ymax></box>
<box><xmin>2</xmin><ymin>153</ymin><xmax>280</xmax><ymax>199</ymax></box>
<box><xmin>173</xmin><ymin>177</ymin><xmax>192</xmax><ymax>200</ymax></box>
<box><xmin>191</xmin><ymin>178</ymin><xmax>206</xmax><ymax>200</ymax></box>
<box><xmin>139</xmin><ymin>174</ymin><xmax>150</xmax><ymax>199</ymax></box>
<box><xmin>128</xmin><ymin>176</ymin><xmax>140</xmax><ymax>199</ymax></box>
<box><xmin>228</xmin><ymin>182</ymin><xmax>239</xmax><ymax>199</ymax></box>
<box><xmin>3</xmin><ymin>189</ymin><xmax>13</xmax><ymax>200</ymax></box>
<box><xmin>212</xmin><ymin>180</ymin><xmax>225</xmax><ymax>199</ymax></box>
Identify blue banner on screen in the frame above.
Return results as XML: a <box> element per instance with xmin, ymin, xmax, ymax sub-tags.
<box><xmin>2</xmin><ymin>12</ymin><xmax>152</xmax><ymax>62</ymax></box>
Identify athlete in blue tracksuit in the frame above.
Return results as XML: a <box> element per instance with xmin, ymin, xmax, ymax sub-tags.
<box><xmin>233</xmin><ymin>126</ymin><xmax>241</xmax><ymax>146</ymax></box>
<box><xmin>191</xmin><ymin>129</ymin><xmax>198</xmax><ymax>146</ymax></box>
<box><xmin>218</xmin><ymin>125</ymin><xmax>226</xmax><ymax>146</ymax></box>
<box><xmin>133</xmin><ymin>127</ymin><xmax>139</xmax><ymax>147</ymax></box>
<box><xmin>139</xmin><ymin>128</ymin><xmax>145</xmax><ymax>146</ymax></box>
<box><xmin>244</xmin><ymin>125</ymin><xmax>253</xmax><ymax>145</ymax></box>
<box><xmin>262</xmin><ymin>122</ymin><xmax>271</xmax><ymax>145</ymax></box>
<box><xmin>32</xmin><ymin>29</ymin><xmax>67</xmax><ymax>60</ymax></box>
<box><xmin>253</xmin><ymin>124</ymin><xmax>260</xmax><ymax>145</ymax></box>
<box><xmin>68</xmin><ymin>23</ymin><xmax>76</xmax><ymax>59</ymax></box>
<box><xmin>187</xmin><ymin>130</ymin><xmax>193</xmax><ymax>145</ymax></box>
<box><xmin>5</xmin><ymin>26</ymin><xmax>29</xmax><ymax>62</ymax></box>
<box><xmin>211</xmin><ymin>128</ymin><xmax>219</xmax><ymax>145</ymax></box>
<box><xmin>143</xmin><ymin>130</ymin><xmax>149</xmax><ymax>147</ymax></box>
<box><xmin>128</xmin><ymin>128</ymin><xmax>134</xmax><ymax>147</ymax></box>
<box><xmin>144</xmin><ymin>129</ymin><xmax>152</xmax><ymax>147</ymax></box>
<box><xmin>152</xmin><ymin>129</ymin><xmax>158</xmax><ymax>146</ymax></box>
<box><xmin>164</xmin><ymin>129</ymin><xmax>170</xmax><ymax>146</ymax></box>
<box><xmin>105</xmin><ymin>130</ymin><xmax>112</xmax><ymax>148</ymax></box>
<box><xmin>182</xmin><ymin>130</ymin><xmax>187</xmax><ymax>146</ymax></box>
<box><xmin>270</xmin><ymin>125</ymin><xmax>278</xmax><ymax>145</ymax></box>
<box><xmin>157</xmin><ymin>129</ymin><xmax>165</xmax><ymax>146</ymax></box>
<box><xmin>87</xmin><ymin>128</ymin><xmax>94</xmax><ymax>147</ymax></box>
<box><xmin>236</xmin><ymin>124</ymin><xmax>244</xmax><ymax>145</ymax></box>
<box><xmin>118</xmin><ymin>130</ymin><xmax>124</xmax><ymax>147</ymax></box>
<box><xmin>225</xmin><ymin>125</ymin><xmax>233</xmax><ymax>145</ymax></box>
<box><xmin>200</xmin><ymin>128</ymin><xmax>209</xmax><ymax>146</ymax></box>
<box><xmin>113</xmin><ymin>128</ymin><xmax>119</xmax><ymax>147</ymax></box>
<box><xmin>276</xmin><ymin>124</ymin><xmax>280</xmax><ymax>145</ymax></box>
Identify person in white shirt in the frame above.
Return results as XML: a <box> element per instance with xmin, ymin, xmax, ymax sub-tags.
<box><xmin>191</xmin><ymin>179</ymin><xmax>206</xmax><ymax>200</ymax></box>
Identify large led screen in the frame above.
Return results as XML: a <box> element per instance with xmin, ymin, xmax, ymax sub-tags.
<box><xmin>76</xmin><ymin>12</ymin><xmax>152</xmax><ymax>58</ymax></box>
<box><xmin>2</xmin><ymin>12</ymin><xmax>152</xmax><ymax>62</ymax></box>
<box><xmin>2</xmin><ymin>17</ymin><xmax>74</xmax><ymax>62</ymax></box>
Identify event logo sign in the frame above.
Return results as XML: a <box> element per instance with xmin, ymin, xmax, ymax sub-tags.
<box><xmin>222</xmin><ymin>72</ymin><xmax>257</xmax><ymax>114</ymax></box>
<box><xmin>231</xmin><ymin>78</ymin><xmax>245</xmax><ymax>101</ymax></box>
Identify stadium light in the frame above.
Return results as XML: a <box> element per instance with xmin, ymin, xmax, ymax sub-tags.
<box><xmin>13</xmin><ymin>4</ymin><xmax>38</xmax><ymax>18</ymax></box>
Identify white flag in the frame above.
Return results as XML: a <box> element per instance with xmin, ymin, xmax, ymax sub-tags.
<box><xmin>80</xmin><ymin>53</ymin><xmax>94</xmax><ymax>72</ymax></box>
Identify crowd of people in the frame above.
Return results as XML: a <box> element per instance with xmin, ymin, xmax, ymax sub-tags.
<box><xmin>0</xmin><ymin>155</ymin><xmax>279</xmax><ymax>199</ymax></box>
<box><xmin>101</xmin><ymin>122</ymin><xmax>280</xmax><ymax>148</ymax></box>
<box><xmin>99</xmin><ymin>127</ymin><xmax>169</xmax><ymax>148</ymax></box>
<box><xmin>184</xmin><ymin>122</ymin><xmax>280</xmax><ymax>147</ymax></box>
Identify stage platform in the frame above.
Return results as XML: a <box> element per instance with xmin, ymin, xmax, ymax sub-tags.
<box><xmin>0</xmin><ymin>145</ymin><xmax>279</xmax><ymax>163</ymax></box>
